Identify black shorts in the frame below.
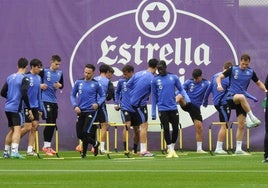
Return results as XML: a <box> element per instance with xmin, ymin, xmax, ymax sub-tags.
<box><xmin>215</xmin><ymin>104</ymin><xmax>231</xmax><ymax>122</ymax></box>
<box><xmin>24</xmin><ymin>108</ymin><xmax>40</xmax><ymax>122</ymax></box>
<box><xmin>227</xmin><ymin>99</ymin><xmax>246</xmax><ymax>117</ymax></box>
<box><xmin>120</xmin><ymin>110</ymin><xmax>140</xmax><ymax>127</ymax></box>
<box><xmin>95</xmin><ymin>104</ymin><xmax>108</xmax><ymax>123</ymax></box>
<box><xmin>133</xmin><ymin>105</ymin><xmax>148</xmax><ymax>125</ymax></box>
<box><xmin>5</xmin><ymin>111</ymin><xmax>24</xmax><ymax>127</ymax></box>
<box><xmin>182</xmin><ymin>103</ymin><xmax>202</xmax><ymax>122</ymax></box>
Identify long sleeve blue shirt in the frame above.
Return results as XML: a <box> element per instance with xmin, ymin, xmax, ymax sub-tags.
<box><xmin>40</xmin><ymin>68</ymin><xmax>63</xmax><ymax>103</ymax></box>
<box><xmin>26</xmin><ymin>72</ymin><xmax>43</xmax><ymax>110</ymax></box>
<box><xmin>203</xmin><ymin>72</ymin><xmax>229</xmax><ymax>106</ymax></box>
<box><xmin>70</xmin><ymin>78</ymin><xmax>106</xmax><ymax>112</ymax></box>
<box><xmin>151</xmin><ymin>73</ymin><xmax>187</xmax><ymax>119</ymax></box>
<box><xmin>115</xmin><ymin>78</ymin><xmax>134</xmax><ymax>112</ymax></box>
<box><xmin>183</xmin><ymin>78</ymin><xmax>210</xmax><ymax>108</ymax></box>
<box><xmin>126</xmin><ymin>70</ymin><xmax>154</xmax><ymax>107</ymax></box>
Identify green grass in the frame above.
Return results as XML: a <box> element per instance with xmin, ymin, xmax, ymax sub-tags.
<box><xmin>0</xmin><ymin>151</ymin><xmax>267</xmax><ymax>188</ymax></box>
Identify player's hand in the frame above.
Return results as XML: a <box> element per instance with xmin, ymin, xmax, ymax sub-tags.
<box><xmin>217</xmin><ymin>85</ymin><xmax>223</xmax><ymax>92</ymax></box>
<box><xmin>28</xmin><ymin>110</ymin><xmax>34</xmax><ymax>121</ymax></box>
<box><xmin>40</xmin><ymin>83</ymin><xmax>48</xmax><ymax>90</ymax></box>
<box><xmin>92</xmin><ymin>103</ymin><xmax>99</xmax><ymax>110</ymax></box>
<box><xmin>74</xmin><ymin>106</ymin><xmax>81</xmax><ymax>114</ymax></box>
<box><xmin>53</xmin><ymin>82</ymin><xmax>62</xmax><ymax>89</ymax></box>
<box><xmin>38</xmin><ymin>111</ymin><xmax>43</xmax><ymax>118</ymax></box>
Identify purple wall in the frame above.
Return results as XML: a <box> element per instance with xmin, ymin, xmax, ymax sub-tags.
<box><xmin>0</xmin><ymin>0</ymin><xmax>267</xmax><ymax>151</ymax></box>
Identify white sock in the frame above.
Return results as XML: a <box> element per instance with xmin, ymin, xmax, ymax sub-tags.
<box><xmin>27</xmin><ymin>146</ymin><xmax>33</xmax><ymax>153</ymax></box>
<box><xmin>247</xmin><ymin>111</ymin><xmax>256</xmax><ymax>121</ymax></box>
<box><xmin>216</xmin><ymin>141</ymin><xmax>223</xmax><ymax>150</ymax></box>
<box><xmin>4</xmin><ymin>145</ymin><xmax>11</xmax><ymax>154</ymax></box>
<box><xmin>167</xmin><ymin>144</ymin><xmax>173</xmax><ymax>151</ymax></box>
<box><xmin>11</xmin><ymin>143</ymin><xmax>19</xmax><ymax>153</ymax></box>
<box><xmin>140</xmin><ymin>143</ymin><xmax>146</xmax><ymax>153</ymax></box>
<box><xmin>197</xmin><ymin>142</ymin><xmax>202</xmax><ymax>151</ymax></box>
<box><xmin>44</xmin><ymin>142</ymin><xmax>51</xmax><ymax>148</ymax></box>
<box><xmin>100</xmin><ymin>142</ymin><xmax>105</xmax><ymax>151</ymax></box>
<box><xmin>236</xmin><ymin>141</ymin><xmax>242</xmax><ymax>151</ymax></box>
<box><xmin>171</xmin><ymin>143</ymin><xmax>175</xmax><ymax>150</ymax></box>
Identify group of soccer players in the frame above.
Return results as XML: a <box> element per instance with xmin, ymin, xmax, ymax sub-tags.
<box><xmin>71</xmin><ymin>53</ymin><xmax>267</xmax><ymax>159</ymax></box>
<box><xmin>2</xmin><ymin>53</ymin><xmax>267</xmax><ymax>160</ymax></box>
<box><xmin>1</xmin><ymin>55</ymin><xmax>63</xmax><ymax>159</ymax></box>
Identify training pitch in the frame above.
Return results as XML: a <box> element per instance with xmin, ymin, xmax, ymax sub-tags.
<box><xmin>0</xmin><ymin>151</ymin><xmax>267</xmax><ymax>188</ymax></box>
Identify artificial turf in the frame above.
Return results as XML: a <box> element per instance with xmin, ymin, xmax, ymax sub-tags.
<box><xmin>0</xmin><ymin>151</ymin><xmax>267</xmax><ymax>188</ymax></box>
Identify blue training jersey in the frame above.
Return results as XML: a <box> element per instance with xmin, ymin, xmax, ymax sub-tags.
<box><xmin>223</xmin><ymin>66</ymin><xmax>258</xmax><ymax>102</ymax></box>
<box><xmin>70</xmin><ymin>78</ymin><xmax>106</xmax><ymax>112</ymax></box>
<box><xmin>1</xmin><ymin>73</ymin><xmax>30</xmax><ymax>112</ymax></box>
<box><xmin>94</xmin><ymin>75</ymin><xmax>110</xmax><ymax>105</ymax></box>
<box><xmin>203</xmin><ymin>72</ymin><xmax>229</xmax><ymax>106</ymax></box>
<box><xmin>40</xmin><ymin>68</ymin><xmax>63</xmax><ymax>103</ymax></box>
<box><xmin>183</xmin><ymin>78</ymin><xmax>210</xmax><ymax>108</ymax></box>
<box><xmin>26</xmin><ymin>72</ymin><xmax>43</xmax><ymax>110</ymax></box>
<box><xmin>151</xmin><ymin>73</ymin><xmax>188</xmax><ymax>119</ymax></box>
<box><xmin>115</xmin><ymin>78</ymin><xmax>134</xmax><ymax>112</ymax></box>
<box><xmin>126</xmin><ymin>70</ymin><xmax>154</xmax><ymax>107</ymax></box>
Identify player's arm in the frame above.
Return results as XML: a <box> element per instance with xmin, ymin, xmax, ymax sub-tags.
<box><xmin>216</xmin><ymin>74</ymin><xmax>225</xmax><ymax>92</ymax></box>
<box><xmin>58</xmin><ymin>73</ymin><xmax>64</xmax><ymax>89</ymax></box>
<box><xmin>252</xmin><ymin>71</ymin><xmax>267</xmax><ymax>93</ymax></box>
<box><xmin>114</xmin><ymin>80</ymin><xmax>122</xmax><ymax>110</ymax></box>
<box><xmin>21</xmin><ymin>77</ymin><xmax>31</xmax><ymax>109</ymax></box>
<box><xmin>21</xmin><ymin>77</ymin><xmax>33</xmax><ymax>120</ymax></box>
<box><xmin>151</xmin><ymin>79</ymin><xmax>157</xmax><ymax>120</ymax></box>
<box><xmin>0</xmin><ymin>82</ymin><xmax>8</xmax><ymax>98</ymax></box>
<box><xmin>96</xmin><ymin>83</ymin><xmax>106</xmax><ymax>107</ymax></box>
<box><xmin>265</xmin><ymin>75</ymin><xmax>268</xmax><ymax>91</ymax></box>
<box><xmin>203</xmin><ymin>81</ymin><xmax>213</xmax><ymax>107</ymax></box>
<box><xmin>216</xmin><ymin>67</ymin><xmax>231</xmax><ymax>92</ymax></box>
<box><xmin>175</xmin><ymin>76</ymin><xmax>191</xmax><ymax>103</ymax></box>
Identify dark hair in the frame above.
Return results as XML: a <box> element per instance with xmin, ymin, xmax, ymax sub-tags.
<box><xmin>99</xmin><ymin>64</ymin><xmax>110</xmax><ymax>73</ymax></box>
<box><xmin>85</xmin><ymin>64</ymin><xmax>95</xmax><ymax>71</ymax></box>
<box><xmin>157</xmin><ymin>60</ymin><xmax>167</xmax><ymax>76</ymax></box>
<box><xmin>223</xmin><ymin>61</ymin><xmax>233</xmax><ymax>69</ymax></box>
<box><xmin>241</xmin><ymin>54</ymin><xmax>250</xmax><ymax>62</ymax></box>
<box><xmin>157</xmin><ymin>60</ymin><xmax>167</xmax><ymax>69</ymax></box>
<box><xmin>148</xmin><ymin>58</ymin><xmax>158</xmax><ymax>68</ymax></box>
<box><xmin>108</xmin><ymin>66</ymin><xmax>114</xmax><ymax>74</ymax></box>
<box><xmin>30</xmin><ymin>58</ymin><xmax>42</xmax><ymax>68</ymax></box>
<box><xmin>192</xmin><ymin>68</ymin><xmax>202</xmax><ymax>79</ymax></box>
<box><xmin>51</xmin><ymin>55</ymin><xmax>61</xmax><ymax>62</ymax></box>
<box><xmin>122</xmin><ymin>65</ymin><xmax>134</xmax><ymax>73</ymax></box>
<box><xmin>18</xmin><ymin>58</ymin><xmax>28</xmax><ymax>68</ymax></box>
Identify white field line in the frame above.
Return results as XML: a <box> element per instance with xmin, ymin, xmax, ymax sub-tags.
<box><xmin>0</xmin><ymin>169</ymin><xmax>267</xmax><ymax>173</ymax></box>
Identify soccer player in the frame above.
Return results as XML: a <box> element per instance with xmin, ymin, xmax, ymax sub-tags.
<box><xmin>20</xmin><ymin>59</ymin><xmax>43</xmax><ymax>156</ymax></box>
<box><xmin>176</xmin><ymin>69</ymin><xmax>210</xmax><ymax>153</ymax></box>
<box><xmin>263</xmin><ymin>75</ymin><xmax>268</xmax><ymax>162</ymax></box>
<box><xmin>70</xmin><ymin>64</ymin><xmax>106</xmax><ymax>158</ymax></box>
<box><xmin>1</xmin><ymin>58</ymin><xmax>33</xmax><ymax>159</ymax></box>
<box><xmin>126</xmin><ymin>58</ymin><xmax>158</xmax><ymax>157</ymax></box>
<box><xmin>114</xmin><ymin>65</ymin><xmax>140</xmax><ymax>154</ymax></box>
<box><xmin>151</xmin><ymin>60</ymin><xmax>189</xmax><ymax>158</ymax></box>
<box><xmin>40</xmin><ymin>55</ymin><xmax>64</xmax><ymax>156</ymax></box>
<box><xmin>203</xmin><ymin>61</ymin><xmax>233</xmax><ymax>154</ymax></box>
<box><xmin>94</xmin><ymin>64</ymin><xmax>115</xmax><ymax>154</ymax></box>
<box><xmin>216</xmin><ymin>54</ymin><xmax>267</xmax><ymax>154</ymax></box>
